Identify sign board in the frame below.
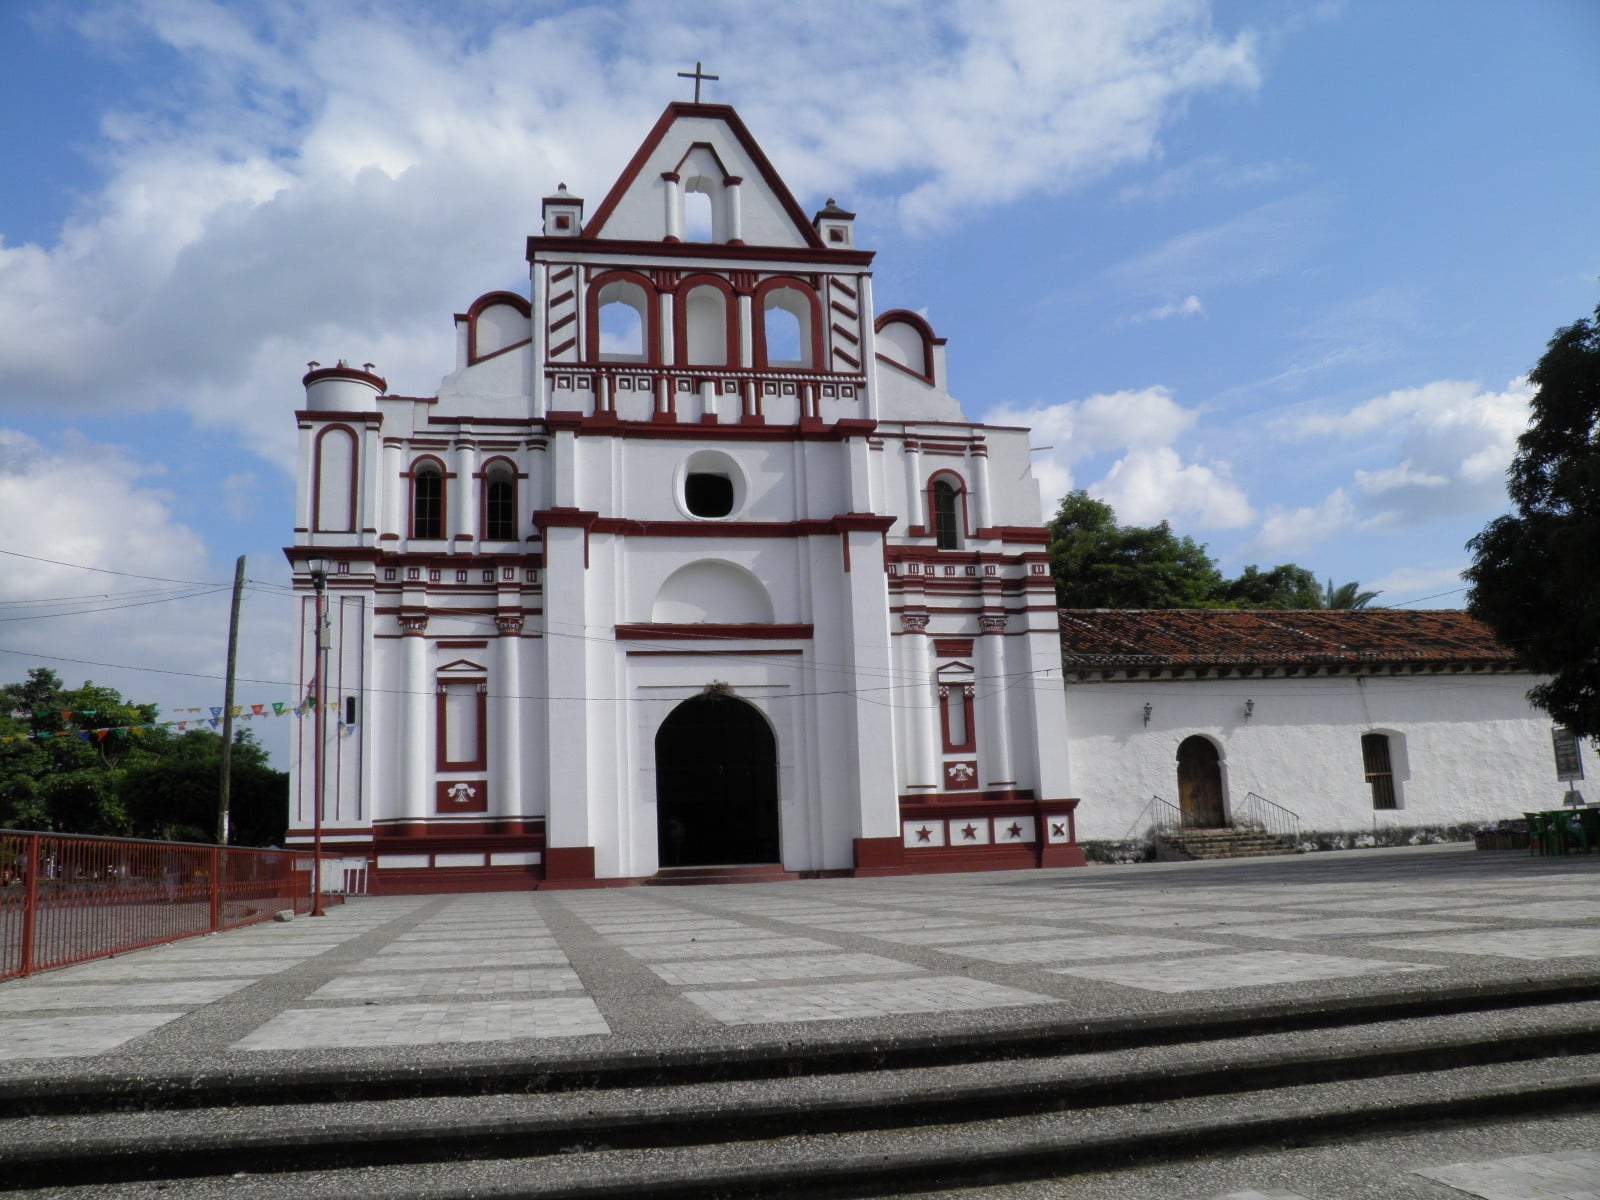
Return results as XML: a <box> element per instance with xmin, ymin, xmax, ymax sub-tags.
<box><xmin>1553</xmin><ymin>726</ymin><xmax>1585</xmax><ymax>782</ymax></box>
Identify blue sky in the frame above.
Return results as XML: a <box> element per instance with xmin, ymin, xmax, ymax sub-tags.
<box><xmin>0</xmin><ymin>1</ymin><xmax>1596</xmax><ymax>763</ymax></box>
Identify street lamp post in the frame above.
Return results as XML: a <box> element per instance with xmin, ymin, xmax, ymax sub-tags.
<box><xmin>308</xmin><ymin>558</ymin><xmax>330</xmax><ymax>917</ymax></box>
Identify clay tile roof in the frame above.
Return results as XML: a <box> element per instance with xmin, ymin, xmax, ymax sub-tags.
<box><xmin>1056</xmin><ymin>609</ymin><xmax>1520</xmax><ymax>672</ymax></box>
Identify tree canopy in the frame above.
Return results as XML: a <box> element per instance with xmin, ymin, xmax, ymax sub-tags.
<box><xmin>0</xmin><ymin>668</ymin><xmax>287</xmax><ymax>845</ymax></box>
<box><xmin>1467</xmin><ymin>303</ymin><xmax>1600</xmax><ymax>737</ymax></box>
<box><xmin>1048</xmin><ymin>491</ymin><xmax>1221</xmax><ymax>608</ymax></box>
<box><xmin>1046</xmin><ymin>490</ymin><xmax>1368</xmax><ymax>612</ymax></box>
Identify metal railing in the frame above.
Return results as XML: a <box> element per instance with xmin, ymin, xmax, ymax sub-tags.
<box><xmin>1233</xmin><ymin>791</ymin><xmax>1303</xmax><ymax>841</ymax></box>
<box><xmin>1150</xmin><ymin>794</ymin><xmax>1184</xmax><ymax>837</ymax></box>
<box><xmin>0</xmin><ymin>830</ymin><xmax>346</xmax><ymax>982</ymax></box>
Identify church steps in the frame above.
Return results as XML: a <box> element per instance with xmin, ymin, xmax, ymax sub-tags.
<box><xmin>7</xmin><ymin>1005</ymin><xmax>1600</xmax><ymax>1193</ymax></box>
<box><xmin>10</xmin><ymin>1055</ymin><xmax>1600</xmax><ymax>1197</ymax></box>
<box><xmin>5</xmin><ymin>974</ymin><xmax>1599</xmax><ymax>1124</ymax></box>
<box><xmin>6</xmin><ymin>974</ymin><xmax>1599</xmax><ymax>1122</ymax></box>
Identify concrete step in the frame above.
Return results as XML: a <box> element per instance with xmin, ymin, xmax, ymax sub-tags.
<box><xmin>11</xmin><ymin>1046</ymin><xmax>1600</xmax><ymax>1198</ymax></box>
<box><xmin>643</xmin><ymin>865</ymin><xmax>798</xmax><ymax>886</ymax></box>
<box><xmin>7</xmin><ymin>995</ymin><xmax>1600</xmax><ymax>1196</ymax></box>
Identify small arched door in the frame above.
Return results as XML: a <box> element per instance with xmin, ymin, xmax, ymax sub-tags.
<box><xmin>1176</xmin><ymin>736</ymin><xmax>1226</xmax><ymax>828</ymax></box>
<box><xmin>655</xmin><ymin>694</ymin><xmax>780</xmax><ymax>867</ymax></box>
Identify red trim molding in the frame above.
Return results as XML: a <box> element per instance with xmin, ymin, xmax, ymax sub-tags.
<box><xmin>543</xmin><ymin>846</ymin><xmax>597</xmax><ymax>883</ymax></box>
<box><xmin>435</xmin><ymin>680</ymin><xmax>488</xmax><ymax>771</ymax></box>
<box><xmin>303</xmin><ymin>364</ymin><xmax>388</xmax><ymax>392</ymax></box>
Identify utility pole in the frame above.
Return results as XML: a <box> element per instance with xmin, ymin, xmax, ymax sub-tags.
<box><xmin>216</xmin><ymin>555</ymin><xmax>246</xmax><ymax>846</ymax></box>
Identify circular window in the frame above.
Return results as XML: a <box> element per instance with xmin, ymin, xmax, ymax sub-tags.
<box><xmin>675</xmin><ymin>450</ymin><xmax>746</xmax><ymax>520</ymax></box>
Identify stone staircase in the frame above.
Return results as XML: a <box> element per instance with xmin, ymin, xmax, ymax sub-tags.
<box><xmin>6</xmin><ymin>980</ymin><xmax>1600</xmax><ymax>1197</ymax></box>
<box><xmin>1155</xmin><ymin>825</ymin><xmax>1298</xmax><ymax>861</ymax></box>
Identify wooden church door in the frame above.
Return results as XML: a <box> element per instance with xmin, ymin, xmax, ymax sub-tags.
<box><xmin>1176</xmin><ymin>736</ymin><xmax>1226</xmax><ymax>828</ymax></box>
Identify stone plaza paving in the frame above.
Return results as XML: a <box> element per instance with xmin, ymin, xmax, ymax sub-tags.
<box><xmin>2</xmin><ymin>844</ymin><xmax>1599</xmax><ymax>1198</ymax></box>
<box><xmin>2</xmin><ymin>843</ymin><xmax>1598</xmax><ymax>1067</ymax></box>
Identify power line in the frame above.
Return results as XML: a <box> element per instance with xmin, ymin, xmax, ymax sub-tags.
<box><xmin>0</xmin><ymin>587</ymin><xmax>232</xmax><ymax>624</ymax></box>
<box><xmin>1380</xmin><ymin>586</ymin><xmax>1469</xmax><ymax>608</ymax></box>
<box><xmin>0</xmin><ymin>547</ymin><xmax>231</xmax><ymax>588</ymax></box>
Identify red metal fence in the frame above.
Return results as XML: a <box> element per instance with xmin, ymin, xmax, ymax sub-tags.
<box><xmin>0</xmin><ymin>830</ymin><xmax>345</xmax><ymax>982</ymax></box>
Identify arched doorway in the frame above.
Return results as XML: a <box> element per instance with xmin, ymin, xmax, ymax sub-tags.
<box><xmin>1176</xmin><ymin>736</ymin><xmax>1227</xmax><ymax>828</ymax></box>
<box><xmin>655</xmin><ymin>693</ymin><xmax>780</xmax><ymax>867</ymax></box>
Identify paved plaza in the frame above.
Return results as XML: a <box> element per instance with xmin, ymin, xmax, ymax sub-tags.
<box><xmin>2</xmin><ymin>843</ymin><xmax>1598</xmax><ymax>1070</ymax></box>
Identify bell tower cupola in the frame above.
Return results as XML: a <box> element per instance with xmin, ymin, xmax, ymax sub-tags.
<box><xmin>542</xmin><ymin>184</ymin><xmax>584</xmax><ymax>237</ymax></box>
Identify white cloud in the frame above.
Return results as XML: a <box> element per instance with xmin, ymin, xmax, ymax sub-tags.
<box><xmin>992</xmin><ymin>387</ymin><xmax>1251</xmax><ymax>529</ymax></box>
<box><xmin>1255</xmin><ymin>487</ymin><xmax>1356</xmax><ymax>553</ymax></box>
<box><xmin>1277</xmin><ymin>377</ymin><xmax>1532</xmax><ymax>522</ymax></box>
<box><xmin>1353</xmin><ymin>460</ymin><xmax>1449</xmax><ymax>495</ymax></box>
<box><xmin>0</xmin><ymin>1</ymin><xmax>1261</xmax><ymax>472</ymax></box>
<box><xmin>1093</xmin><ymin>446</ymin><xmax>1254</xmax><ymax>530</ymax></box>
<box><xmin>1130</xmin><ymin>294</ymin><xmax>1205</xmax><ymax>323</ymax></box>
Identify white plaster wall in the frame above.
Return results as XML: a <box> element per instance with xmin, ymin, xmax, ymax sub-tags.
<box><xmin>436</xmin><ymin>346</ymin><xmax>532</xmax><ymax>413</ymax></box>
<box><xmin>1065</xmin><ymin>673</ymin><xmax>1565</xmax><ymax>841</ymax></box>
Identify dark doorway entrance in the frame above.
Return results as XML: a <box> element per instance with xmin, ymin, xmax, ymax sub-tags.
<box><xmin>1176</xmin><ymin>735</ymin><xmax>1227</xmax><ymax>827</ymax></box>
<box><xmin>655</xmin><ymin>694</ymin><xmax>780</xmax><ymax>867</ymax></box>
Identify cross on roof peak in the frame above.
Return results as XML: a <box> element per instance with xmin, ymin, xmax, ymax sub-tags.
<box><xmin>676</xmin><ymin>61</ymin><xmax>719</xmax><ymax>103</ymax></box>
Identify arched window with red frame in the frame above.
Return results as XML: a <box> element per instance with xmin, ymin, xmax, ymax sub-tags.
<box><xmin>752</xmin><ymin>277</ymin><xmax>823</xmax><ymax>370</ymax></box>
<box><xmin>674</xmin><ymin>274</ymin><xmax>738</xmax><ymax>366</ymax></box>
<box><xmin>586</xmin><ymin>270</ymin><xmax>660</xmax><ymax>364</ymax></box>
<box><xmin>928</xmin><ymin>471</ymin><xmax>967</xmax><ymax>550</ymax></box>
<box><xmin>481</xmin><ymin>457</ymin><xmax>517</xmax><ymax>541</ymax></box>
<box><xmin>410</xmin><ymin>456</ymin><xmax>447</xmax><ymax>541</ymax></box>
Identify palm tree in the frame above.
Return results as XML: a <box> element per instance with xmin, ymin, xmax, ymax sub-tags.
<box><xmin>1323</xmin><ymin>578</ymin><xmax>1381</xmax><ymax>609</ymax></box>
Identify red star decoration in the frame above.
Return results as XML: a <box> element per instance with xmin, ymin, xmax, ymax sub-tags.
<box><xmin>960</xmin><ymin>823</ymin><xmax>978</xmax><ymax>840</ymax></box>
<box><xmin>915</xmin><ymin>826</ymin><xmax>933</xmax><ymax>842</ymax></box>
<box><xmin>1006</xmin><ymin>823</ymin><xmax>1023</xmax><ymax>839</ymax></box>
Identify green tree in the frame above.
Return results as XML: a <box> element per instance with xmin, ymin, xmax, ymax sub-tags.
<box><xmin>1323</xmin><ymin>578</ymin><xmax>1382</xmax><ymax>609</ymax></box>
<box><xmin>0</xmin><ymin>670</ymin><xmax>287</xmax><ymax>844</ymax></box>
<box><xmin>1467</xmin><ymin>303</ymin><xmax>1600</xmax><ymax>737</ymax></box>
<box><xmin>1218</xmin><ymin>564</ymin><xmax>1324</xmax><ymax>609</ymax></box>
<box><xmin>1048</xmin><ymin>490</ymin><xmax>1223</xmax><ymax>608</ymax></box>
<box><xmin>120</xmin><ymin>729</ymin><xmax>288</xmax><ymax>846</ymax></box>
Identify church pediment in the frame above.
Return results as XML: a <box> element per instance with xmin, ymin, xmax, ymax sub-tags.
<box><xmin>582</xmin><ymin>102</ymin><xmax>823</xmax><ymax>249</ymax></box>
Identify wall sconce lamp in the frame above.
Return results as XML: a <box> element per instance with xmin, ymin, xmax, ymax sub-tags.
<box><xmin>1244</xmin><ymin>698</ymin><xmax>1255</xmax><ymax>721</ymax></box>
<box><xmin>1142</xmin><ymin>702</ymin><xmax>1153</xmax><ymax>727</ymax></box>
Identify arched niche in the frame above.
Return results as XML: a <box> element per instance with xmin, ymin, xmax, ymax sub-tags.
<box><xmin>651</xmin><ymin>560</ymin><xmax>775</xmax><ymax>625</ymax></box>
<box><xmin>875</xmin><ymin>309</ymin><xmax>941</xmax><ymax>384</ymax></box>
<box><xmin>312</xmin><ymin>425</ymin><xmax>357</xmax><ymax>533</ymax></box>
<box><xmin>676</xmin><ymin>275</ymin><xmax>737</xmax><ymax>366</ymax></box>
<box><xmin>466</xmin><ymin>291</ymin><xmax>532</xmax><ymax>364</ymax></box>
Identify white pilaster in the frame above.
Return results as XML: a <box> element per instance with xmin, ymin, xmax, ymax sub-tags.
<box><xmin>494</xmin><ymin>619</ymin><xmax>523</xmax><ymax>818</ymax></box>
<box><xmin>723</xmin><ymin>178</ymin><xmax>743</xmax><ymax>242</ymax></box>
<box><xmin>661</xmin><ymin>173</ymin><xmax>683</xmax><ymax>241</ymax></box>
<box><xmin>382</xmin><ymin>440</ymin><xmax>403</xmax><ymax>540</ymax></box>
<box><xmin>454</xmin><ymin>442</ymin><xmax>477</xmax><ymax>547</ymax></box>
<box><xmin>979</xmin><ymin>618</ymin><xmax>1014</xmax><ymax>785</ymax></box>
<box><xmin>972</xmin><ymin>449</ymin><xmax>992</xmax><ymax>532</ymax></box>
<box><xmin>402</xmin><ymin>624</ymin><xmax>429</xmax><ymax>821</ymax></box>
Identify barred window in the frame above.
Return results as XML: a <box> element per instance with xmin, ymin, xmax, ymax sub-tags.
<box><xmin>932</xmin><ymin>480</ymin><xmax>961</xmax><ymax>550</ymax></box>
<box><xmin>412</xmin><ymin>466</ymin><xmax>443</xmax><ymax>540</ymax></box>
<box><xmin>485</xmin><ymin>471</ymin><xmax>516</xmax><ymax>540</ymax></box>
<box><xmin>1362</xmin><ymin>732</ymin><xmax>1397</xmax><ymax>810</ymax></box>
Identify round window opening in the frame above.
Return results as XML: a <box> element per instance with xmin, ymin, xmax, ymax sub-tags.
<box><xmin>685</xmin><ymin>473</ymin><xmax>734</xmax><ymax>518</ymax></box>
<box><xmin>677</xmin><ymin>450</ymin><xmax>746</xmax><ymax>520</ymax></box>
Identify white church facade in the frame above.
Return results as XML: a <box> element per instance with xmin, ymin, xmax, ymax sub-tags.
<box><xmin>286</xmin><ymin>102</ymin><xmax>1582</xmax><ymax>891</ymax></box>
<box><xmin>286</xmin><ymin>102</ymin><xmax>1082</xmax><ymax>891</ymax></box>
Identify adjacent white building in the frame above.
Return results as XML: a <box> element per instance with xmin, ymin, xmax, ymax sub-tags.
<box><xmin>1058</xmin><ymin>609</ymin><xmax>1581</xmax><ymax>843</ymax></box>
<box><xmin>286</xmin><ymin>101</ymin><xmax>1081</xmax><ymax>891</ymax></box>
